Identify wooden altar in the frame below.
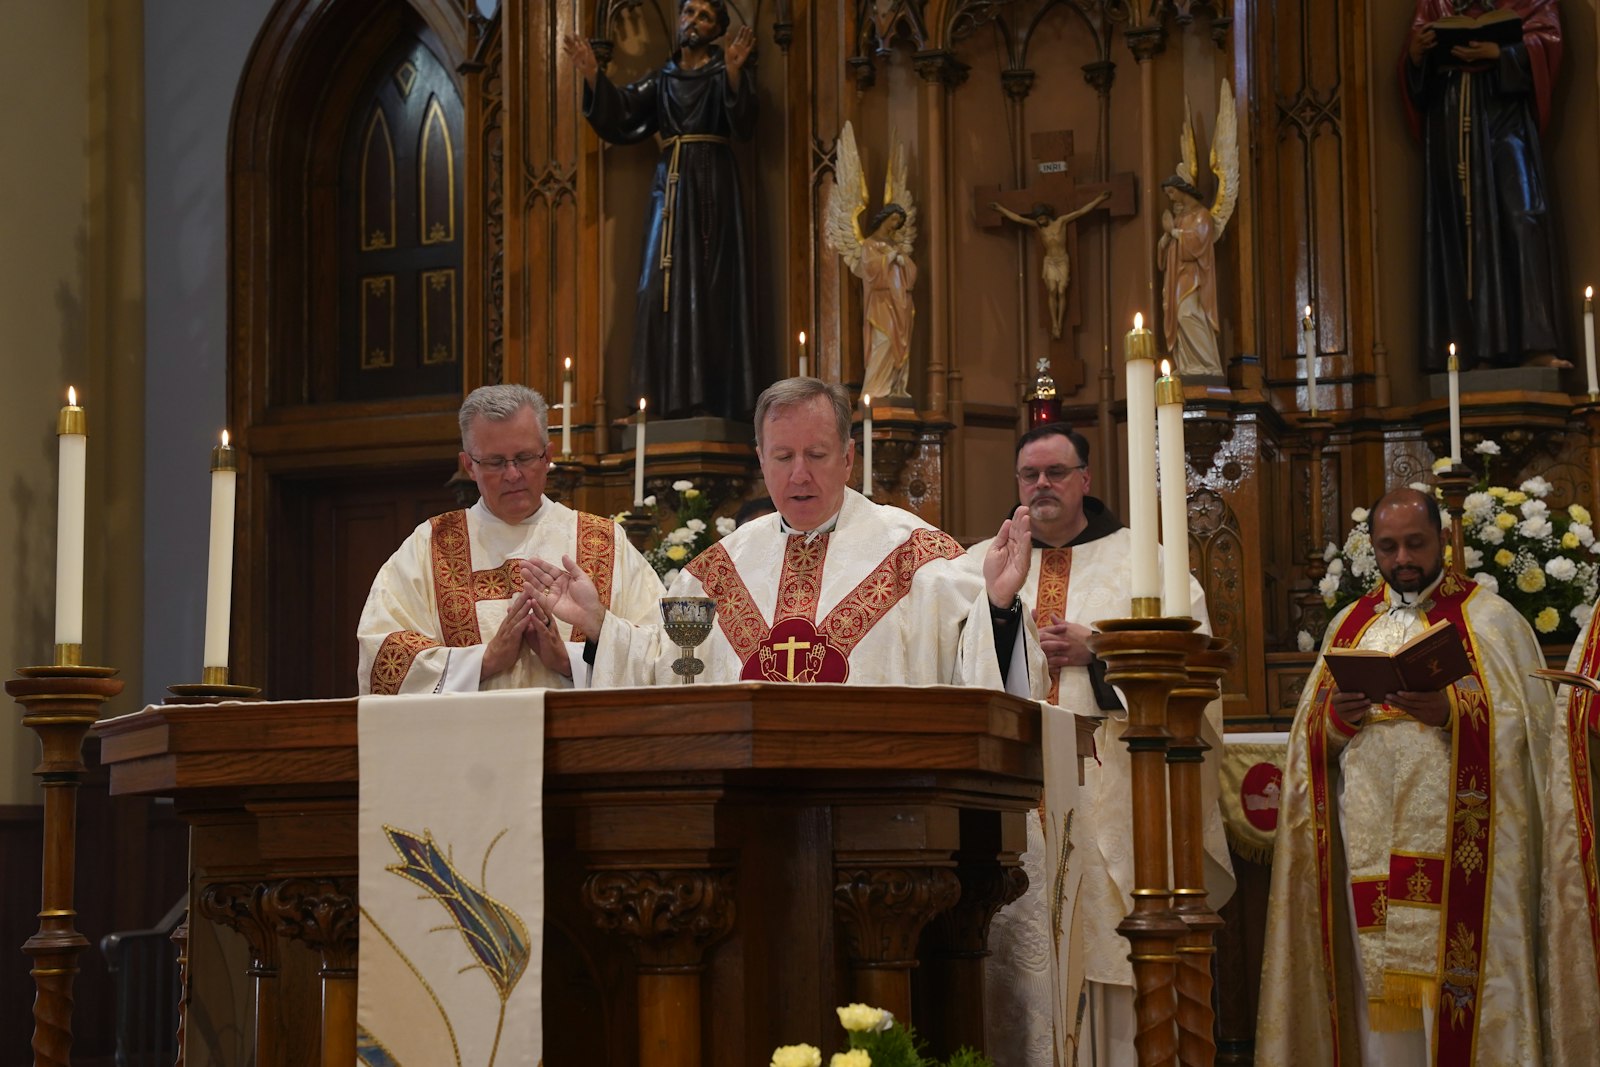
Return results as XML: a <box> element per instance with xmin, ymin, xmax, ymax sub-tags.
<box><xmin>95</xmin><ymin>684</ymin><xmax>1091</xmax><ymax>1066</ymax></box>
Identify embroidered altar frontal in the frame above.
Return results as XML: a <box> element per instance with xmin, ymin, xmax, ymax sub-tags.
<box><xmin>357</xmin><ymin>692</ymin><xmax>545</xmax><ymax>1065</ymax></box>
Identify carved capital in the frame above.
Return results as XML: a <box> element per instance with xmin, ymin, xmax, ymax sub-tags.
<box><xmin>834</xmin><ymin>866</ymin><xmax>961</xmax><ymax>967</ymax></box>
<box><xmin>583</xmin><ymin>868</ymin><xmax>737</xmax><ymax>971</ymax></box>
<box><xmin>261</xmin><ymin>878</ymin><xmax>359</xmax><ymax>974</ymax></box>
<box><xmin>590</xmin><ymin>38</ymin><xmax>615</xmax><ymax>73</ymax></box>
<box><xmin>927</xmin><ymin>862</ymin><xmax>1029</xmax><ymax>957</ymax></box>
<box><xmin>1082</xmin><ymin>59</ymin><xmax>1117</xmax><ymax>95</ymax></box>
<box><xmin>1000</xmin><ymin>68</ymin><xmax>1035</xmax><ymax>102</ymax></box>
<box><xmin>1125</xmin><ymin>26</ymin><xmax>1167</xmax><ymax>63</ymax></box>
<box><xmin>773</xmin><ymin>20</ymin><xmax>794</xmax><ymax>50</ymax></box>
<box><xmin>1210</xmin><ymin>15</ymin><xmax>1233</xmax><ymax>49</ymax></box>
<box><xmin>197</xmin><ymin>882</ymin><xmax>280</xmax><ymax>976</ymax></box>
<box><xmin>848</xmin><ymin>54</ymin><xmax>878</xmax><ymax>91</ymax></box>
<box><xmin>912</xmin><ymin>50</ymin><xmax>969</xmax><ymax>88</ymax></box>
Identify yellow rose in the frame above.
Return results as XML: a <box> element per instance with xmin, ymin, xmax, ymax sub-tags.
<box><xmin>1444</xmin><ymin>545</ymin><xmax>1453</xmax><ymax>564</ymax></box>
<box><xmin>1535</xmin><ymin>607</ymin><xmax>1560</xmax><ymax>634</ymax></box>
<box><xmin>1564</xmin><ymin>532</ymin><xmax>1581</xmax><ymax>549</ymax></box>
<box><xmin>830</xmin><ymin>1054</ymin><xmax>871</xmax><ymax>1067</ymax></box>
<box><xmin>1488</xmin><ymin>486</ymin><xmax>1508</xmax><ymax>498</ymax></box>
<box><xmin>1495</xmin><ymin>513</ymin><xmax>1517</xmax><ymax>530</ymax></box>
<box><xmin>771</xmin><ymin>1046</ymin><xmax>822</xmax><ymax>1067</ymax></box>
<box><xmin>1494</xmin><ymin>549</ymin><xmax>1515</xmax><ymax>567</ymax></box>
<box><xmin>1571</xmin><ymin>504</ymin><xmax>1592</xmax><ymax>525</ymax></box>
<box><xmin>1517</xmin><ymin>567</ymin><xmax>1546</xmax><ymax>593</ymax></box>
<box><xmin>684</xmin><ymin>488</ymin><xmax>701</xmax><ymax>499</ymax></box>
<box><xmin>665</xmin><ymin>544</ymin><xmax>689</xmax><ymax>562</ymax></box>
<box><xmin>1504</xmin><ymin>491</ymin><xmax>1528</xmax><ymax>506</ymax></box>
<box><xmin>836</xmin><ymin>1003</ymin><xmax>891</xmax><ymax>1033</ymax></box>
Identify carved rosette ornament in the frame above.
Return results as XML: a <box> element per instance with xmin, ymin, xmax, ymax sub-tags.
<box><xmin>261</xmin><ymin>877</ymin><xmax>360</xmax><ymax>974</ymax></box>
<box><xmin>834</xmin><ymin>866</ymin><xmax>962</xmax><ymax>966</ymax></box>
<box><xmin>926</xmin><ymin>862</ymin><xmax>1029</xmax><ymax>958</ymax></box>
<box><xmin>583</xmin><ymin>868</ymin><xmax>738</xmax><ymax>971</ymax></box>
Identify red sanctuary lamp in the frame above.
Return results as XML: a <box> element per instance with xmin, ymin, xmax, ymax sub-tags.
<box><xmin>1026</xmin><ymin>357</ymin><xmax>1062</xmax><ymax>427</ymax></box>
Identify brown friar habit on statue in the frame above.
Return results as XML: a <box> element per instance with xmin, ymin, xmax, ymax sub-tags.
<box><xmin>583</xmin><ymin>42</ymin><xmax>758</xmax><ymax>421</ymax></box>
<box><xmin>1401</xmin><ymin>0</ymin><xmax>1565</xmax><ymax>371</ymax></box>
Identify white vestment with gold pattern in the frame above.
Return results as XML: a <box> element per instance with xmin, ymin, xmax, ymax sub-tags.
<box><xmin>357</xmin><ymin>496</ymin><xmax>663</xmax><ymax>694</ymax></box>
<box><xmin>591</xmin><ymin>489</ymin><xmax>1044</xmax><ymax>694</ymax></box>
<box><xmin>1258</xmin><ymin>579</ymin><xmax>1552</xmax><ymax>1066</ymax></box>
<box><xmin>966</xmin><ymin>532</ymin><xmax>1233</xmax><ymax>1067</ymax></box>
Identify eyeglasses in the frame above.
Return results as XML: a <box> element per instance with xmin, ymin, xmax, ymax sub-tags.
<box><xmin>468</xmin><ymin>449</ymin><xmax>548</xmax><ymax>474</ymax></box>
<box><xmin>1016</xmin><ymin>464</ymin><xmax>1087</xmax><ymax>485</ymax></box>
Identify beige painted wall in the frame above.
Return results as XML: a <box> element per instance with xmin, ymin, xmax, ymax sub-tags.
<box><xmin>0</xmin><ymin>1</ymin><xmax>144</xmax><ymax>805</ymax></box>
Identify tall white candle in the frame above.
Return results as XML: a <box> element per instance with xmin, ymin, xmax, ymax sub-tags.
<box><xmin>798</xmin><ymin>331</ymin><xmax>809</xmax><ymax>378</ymax></box>
<box><xmin>633</xmin><ymin>398</ymin><xmax>648</xmax><ymax>506</ymax></box>
<box><xmin>1585</xmin><ymin>287</ymin><xmax>1597</xmax><ymax>397</ymax></box>
<box><xmin>1156</xmin><ymin>361</ymin><xmax>1191</xmax><ymax>617</ymax></box>
<box><xmin>1125</xmin><ymin>315</ymin><xmax>1159</xmax><ymax>608</ymax></box>
<box><xmin>1447</xmin><ymin>342</ymin><xmax>1462</xmax><ymax>464</ymax></box>
<box><xmin>203</xmin><ymin>431</ymin><xmax>238</xmax><ymax>672</ymax></box>
<box><xmin>861</xmin><ymin>394</ymin><xmax>874</xmax><ymax>498</ymax></box>
<box><xmin>1302</xmin><ymin>304</ymin><xmax>1318</xmax><ymax>416</ymax></box>
<box><xmin>561</xmin><ymin>358</ymin><xmax>574</xmax><ymax>456</ymax></box>
<box><xmin>54</xmin><ymin>387</ymin><xmax>86</xmax><ymax>654</ymax></box>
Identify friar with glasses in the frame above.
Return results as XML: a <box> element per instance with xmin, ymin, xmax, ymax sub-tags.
<box><xmin>965</xmin><ymin>422</ymin><xmax>1232</xmax><ymax>1066</ymax></box>
<box><xmin>357</xmin><ymin>384</ymin><xmax>663</xmax><ymax>695</ymax></box>
<box><xmin>525</xmin><ymin>377</ymin><xmax>1043</xmax><ymax>693</ymax></box>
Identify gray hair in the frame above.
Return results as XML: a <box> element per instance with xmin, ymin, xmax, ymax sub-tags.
<box><xmin>458</xmin><ymin>384</ymin><xmax>549</xmax><ymax>450</ymax></box>
<box><xmin>753</xmin><ymin>377</ymin><xmax>853</xmax><ymax>450</ymax></box>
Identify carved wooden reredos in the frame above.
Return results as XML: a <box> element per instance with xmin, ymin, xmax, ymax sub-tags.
<box><xmin>226</xmin><ymin>0</ymin><xmax>1600</xmax><ymax>716</ymax></box>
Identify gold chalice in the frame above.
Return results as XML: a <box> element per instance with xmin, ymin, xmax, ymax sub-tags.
<box><xmin>660</xmin><ymin>596</ymin><xmax>717</xmax><ymax>684</ymax></box>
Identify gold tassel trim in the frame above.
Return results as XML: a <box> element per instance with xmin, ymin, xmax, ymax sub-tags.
<box><xmin>1223</xmin><ymin>826</ymin><xmax>1275</xmax><ymax>866</ymax></box>
<box><xmin>1367</xmin><ymin>971</ymin><xmax>1436</xmax><ymax>1032</ymax></box>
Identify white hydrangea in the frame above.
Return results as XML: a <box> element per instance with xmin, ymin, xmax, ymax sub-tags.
<box><xmin>1518</xmin><ymin>515</ymin><xmax>1552</xmax><ymax>540</ymax></box>
<box><xmin>1462</xmin><ymin>492</ymin><xmax>1495</xmax><ymax>522</ymax></box>
<box><xmin>715</xmin><ymin>516</ymin><xmax>736</xmax><ymax>536</ymax></box>
<box><xmin>662</xmin><ymin>567</ymin><xmax>681</xmax><ymax>585</ymax></box>
<box><xmin>1297</xmin><ymin>630</ymin><xmax>1316</xmax><ymax>652</ymax></box>
<box><xmin>1351</xmin><ymin>507</ymin><xmax>1370</xmax><ymax>523</ymax></box>
<box><xmin>643</xmin><ymin>494</ymin><xmax>657</xmax><ymax>507</ymax></box>
<box><xmin>1573</xmin><ymin>523</ymin><xmax>1595</xmax><ymax>547</ymax></box>
<box><xmin>686</xmin><ymin>518</ymin><xmax>707</xmax><ymax>533</ymax></box>
<box><xmin>1326</xmin><ymin>558</ymin><xmax>1344</xmax><ymax>577</ymax></box>
<box><xmin>1574</xmin><ymin>603</ymin><xmax>1596</xmax><ymax>630</ymax></box>
<box><xmin>1318</xmin><ymin>574</ymin><xmax>1340</xmax><ymax>599</ymax></box>
<box><xmin>1479</xmin><ymin>523</ymin><xmax>1505</xmax><ymax>545</ymax></box>
<box><xmin>1474</xmin><ymin>439</ymin><xmax>1501</xmax><ymax>456</ymax></box>
<box><xmin>1351</xmin><ymin>556</ymin><xmax>1375</xmax><ymax>578</ymax></box>
<box><xmin>1520</xmin><ymin>498</ymin><xmax>1549</xmax><ymax>519</ymax></box>
<box><xmin>1520</xmin><ymin>476</ymin><xmax>1553</xmax><ymax>499</ymax></box>
<box><xmin>1463</xmin><ymin>546</ymin><xmax>1483</xmax><ymax>571</ymax></box>
<box><xmin>672</xmin><ymin>479</ymin><xmax>694</xmax><ymax>492</ymax></box>
<box><xmin>1546</xmin><ymin>556</ymin><xmax>1578</xmax><ymax>582</ymax></box>
<box><xmin>1323</xmin><ymin>542</ymin><xmax>1340</xmax><ymax>562</ymax></box>
<box><xmin>1472</xmin><ymin>572</ymin><xmax>1499</xmax><ymax>594</ymax></box>
<box><xmin>1440</xmin><ymin>511</ymin><xmax>1452</xmax><ymax>529</ymax></box>
<box><xmin>665</xmin><ymin>526</ymin><xmax>696</xmax><ymax>545</ymax></box>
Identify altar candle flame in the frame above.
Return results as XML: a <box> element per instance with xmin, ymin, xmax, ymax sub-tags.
<box><xmin>1133</xmin><ymin>312</ymin><xmax>1144</xmax><ymax>330</ymax></box>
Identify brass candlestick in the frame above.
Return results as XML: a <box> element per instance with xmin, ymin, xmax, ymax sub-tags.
<box><xmin>1167</xmin><ymin>636</ymin><xmax>1235</xmax><ymax>1067</ymax></box>
<box><xmin>7</xmin><ymin>663</ymin><xmax>124</xmax><ymax>1066</ymax></box>
<box><xmin>1085</xmin><ymin>617</ymin><xmax>1207</xmax><ymax>1067</ymax></box>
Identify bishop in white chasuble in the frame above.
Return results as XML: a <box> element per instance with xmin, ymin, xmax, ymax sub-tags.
<box><xmin>1259</xmin><ymin>491</ymin><xmax>1553</xmax><ymax>1066</ymax></box>
<box><xmin>357</xmin><ymin>384</ymin><xmax>663</xmax><ymax>695</ymax></box>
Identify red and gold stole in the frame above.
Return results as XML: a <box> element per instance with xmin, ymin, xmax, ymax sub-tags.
<box><xmin>370</xmin><ymin>509</ymin><xmax>616</xmax><ymax>693</ymax></box>
<box><xmin>1565</xmin><ymin>610</ymin><xmax>1600</xmax><ymax>992</ymax></box>
<box><xmin>1304</xmin><ymin>573</ymin><xmax>1493</xmax><ymax>1064</ymax></box>
<box><xmin>686</xmin><ymin>527</ymin><xmax>964</xmax><ymax>682</ymax></box>
<box><xmin>1033</xmin><ymin>548</ymin><xmax>1071</xmax><ymax>703</ymax></box>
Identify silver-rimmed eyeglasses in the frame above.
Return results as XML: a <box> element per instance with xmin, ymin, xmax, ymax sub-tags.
<box><xmin>468</xmin><ymin>448</ymin><xmax>549</xmax><ymax>474</ymax></box>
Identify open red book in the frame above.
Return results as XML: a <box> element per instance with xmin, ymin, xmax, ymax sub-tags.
<box><xmin>1323</xmin><ymin>619</ymin><xmax>1471</xmax><ymax>700</ymax></box>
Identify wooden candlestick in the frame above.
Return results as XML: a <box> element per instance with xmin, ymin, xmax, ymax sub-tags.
<box><xmin>1166</xmin><ymin>636</ymin><xmax>1235</xmax><ymax>1067</ymax></box>
<box><xmin>1576</xmin><ymin>400</ymin><xmax>1600</xmax><ymax>508</ymax></box>
<box><xmin>1085</xmin><ymin>617</ymin><xmax>1206</xmax><ymax>1067</ymax></box>
<box><xmin>1435</xmin><ymin>461</ymin><xmax>1476</xmax><ymax>577</ymax></box>
<box><xmin>6</xmin><ymin>664</ymin><xmax>123</xmax><ymax>1067</ymax></box>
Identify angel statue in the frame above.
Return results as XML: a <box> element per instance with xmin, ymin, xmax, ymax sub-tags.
<box><xmin>825</xmin><ymin>121</ymin><xmax>918</xmax><ymax>401</ymax></box>
<box><xmin>1158</xmin><ymin>79</ymin><xmax>1239</xmax><ymax>377</ymax></box>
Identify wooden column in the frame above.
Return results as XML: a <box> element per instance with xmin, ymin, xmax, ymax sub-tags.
<box><xmin>6</xmin><ymin>667</ymin><xmax>123</xmax><ymax>1067</ymax></box>
<box><xmin>1167</xmin><ymin>638</ymin><xmax>1235</xmax><ymax>1067</ymax></box>
<box><xmin>197</xmin><ymin>882</ymin><xmax>284</xmax><ymax>1067</ymax></box>
<box><xmin>1086</xmin><ymin>620</ymin><xmax>1207</xmax><ymax>1067</ymax></box>
<box><xmin>584</xmin><ymin>867</ymin><xmax>737</xmax><ymax>1067</ymax></box>
<box><xmin>833</xmin><ymin>865</ymin><xmax>960</xmax><ymax>1023</ymax></box>
<box><xmin>263</xmin><ymin>878</ymin><xmax>359</xmax><ymax>1067</ymax></box>
<box><xmin>921</xmin><ymin>837</ymin><xmax>1028</xmax><ymax>1057</ymax></box>
<box><xmin>1126</xmin><ymin>27</ymin><xmax>1166</xmax><ymax>310</ymax></box>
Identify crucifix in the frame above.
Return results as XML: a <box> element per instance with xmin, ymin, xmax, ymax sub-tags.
<box><xmin>975</xmin><ymin>130</ymin><xmax>1136</xmax><ymax>392</ymax></box>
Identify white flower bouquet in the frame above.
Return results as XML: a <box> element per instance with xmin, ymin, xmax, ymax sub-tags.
<box><xmin>770</xmin><ymin>1003</ymin><xmax>994</xmax><ymax>1067</ymax></box>
<box><xmin>644</xmin><ymin>480</ymin><xmax>737</xmax><ymax>584</ymax></box>
<box><xmin>1320</xmin><ymin>440</ymin><xmax>1599</xmax><ymax>642</ymax></box>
